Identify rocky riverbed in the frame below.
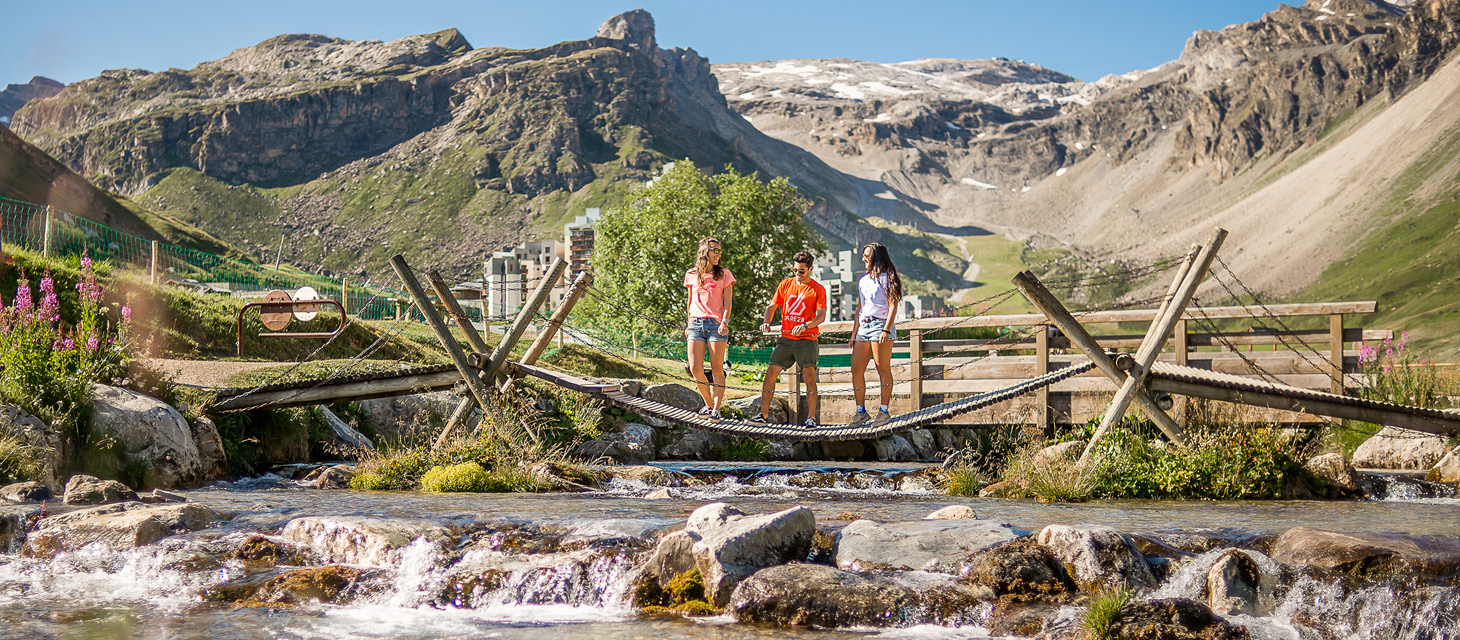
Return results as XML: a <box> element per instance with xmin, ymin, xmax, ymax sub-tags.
<box><xmin>1</xmin><ymin>467</ymin><xmax>1458</xmax><ymax>639</ymax></box>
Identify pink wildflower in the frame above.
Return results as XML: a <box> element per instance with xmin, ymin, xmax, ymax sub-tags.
<box><xmin>86</xmin><ymin>336</ymin><xmax>99</xmax><ymax>352</ymax></box>
<box><xmin>1386</xmin><ymin>348</ymin><xmax>1393</xmax><ymax>357</ymax></box>
<box><xmin>121</xmin><ymin>306</ymin><xmax>132</xmax><ymax>323</ymax></box>
<box><xmin>58</xmin><ymin>338</ymin><xmax>74</xmax><ymax>351</ymax></box>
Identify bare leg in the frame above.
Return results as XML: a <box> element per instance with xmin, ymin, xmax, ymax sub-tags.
<box><xmin>688</xmin><ymin>338</ymin><xmax>711</xmax><ymax>408</ymax></box>
<box><xmin>851</xmin><ymin>340</ymin><xmax>871</xmax><ymax>407</ymax></box>
<box><xmin>802</xmin><ymin>366</ymin><xmax>818</xmax><ymax>420</ymax></box>
<box><xmin>873</xmin><ymin>339</ymin><xmax>895</xmax><ymax>408</ymax></box>
<box><xmin>709</xmin><ymin>340</ymin><xmax>729</xmax><ymax>410</ymax></box>
<box><xmin>760</xmin><ymin>365</ymin><xmax>783</xmax><ymax>419</ymax></box>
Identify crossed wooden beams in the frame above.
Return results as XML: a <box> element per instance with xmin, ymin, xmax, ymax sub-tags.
<box><xmin>1011</xmin><ymin>228</ymin><xmax>1228</xmax><ymax>464</ymax></box>
<box><xmin>389</xmin><ymin>254</ymin><xmax>591</xmax><ymax>450</ymax></box>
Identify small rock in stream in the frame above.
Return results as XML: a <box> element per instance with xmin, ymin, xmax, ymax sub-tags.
<box><xmin>0</xmin><ymin>481</ymin><xmax>52</xmax><ymax>503</ymax></box>
<box><xmin>728</xmin><ymin>563</ymin><xmax>987</xmax><ymax>628</ymax></box>
<box><xmin>62</xmin><ymin>474</ymin><xmax>138</xmax><ymax>505</ymax></box>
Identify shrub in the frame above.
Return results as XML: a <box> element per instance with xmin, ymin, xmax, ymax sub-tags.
<box><xmin>349</xmin><ymin>470</ymin><xmax>391</xmax><ymax>491</ymax></box>
<box><xmin>1000</xmin><ymin>441</ymin><xmax>1097</xmax><ymax>503</ymax></box>
<box><xmin>421</xmin><ymin>461</ymin><xmax>493</xmax><ymax>492</ymax></box>
<box><xmin>942</xmin><ymin>464</ymin><xmax>981</xmax><ymax>497</ymax></box>
<box><xmin>1091</xmin><ymin>422</ymin><xmax>1311</xmax><ymax>500</ymax></box>
<box><xmin>714</xmin><ymin>437</ymin><xmax>768</xmax><ymax>461</ymax></box>
<box><xmin>0</xmin><ymin>435</ymin><xmax>42</xmax><ymax>484</ymax></box>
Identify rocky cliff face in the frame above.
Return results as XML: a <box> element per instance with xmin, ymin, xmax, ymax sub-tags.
<box><xmin>0</xmin><ymin>76</ymin><xmax>63</xmax><ymax>124</ymax></box>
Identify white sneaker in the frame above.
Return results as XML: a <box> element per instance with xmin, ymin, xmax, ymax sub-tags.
<box><xmin>803</xmin><ymin>418</ymin><xmax>818</xmax><ymax>429</ymax></box>
<box><xmin>848</xmin><ymin>411</ymin><xmax>870</xmax><ymax>428</ymax></box>
<box><xmin>868</xmin><ymin>410</ymin><xmax>892</xmax><ymax>428</ymax></box>
<box><xmin>710</xmin><ymin>409</ymin><xmax>722</xmax><ymax>420</ymax></box>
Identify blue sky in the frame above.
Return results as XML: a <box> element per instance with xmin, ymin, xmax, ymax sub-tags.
<box><xmin>5</xmin><ymin>1</ymin><xmax>1285</xmax><ymax>87</ymax></box>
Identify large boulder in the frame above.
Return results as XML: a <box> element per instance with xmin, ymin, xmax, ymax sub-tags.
<box><xmin>0</xmin><ymin>481</ymin><xmax>52</xmax><ymax>503</ymax></box>
<box><xmin>728</xmin><ymin>563</ymin><xmax>986</xmax><ymax>628</ymax></box>
<box><xmin>658</xmin><ymin>428</ymin><xmax>728</xmax><ymax>460</ymax></box>
<box><xmin>189</xmin><ymin>417</ymin><xmax>230</xmax><ymax>481</ymax></box>
<box><xmin>0</xmin><ymin>404</ymin><xmax>64</xmax><ymax>489</ymax></box>
<box><xmin>354</xmin><ymin>391</ymin><xmax>455</xmax><ymax>441</ymax></box>
<box><xmin>836</xmin><ymin>519</ymin><xmax>1018</xmax><ymax>573</ymax></box>
<box><xmin>961</xmin><ymin>537</ymin><xmax>1072</xmax><ymax>601</ymax></box>
<box><xmin>1206</xmin><ymin>550</ymin><xmax>1262</xmax><ymax>616</ymax></box>
<box><xmin>871</xmin><ymin>435</ymin><xmax>917</xmax><ymax>461</ymax></box>
<box><xmin>573</xmin><ymin>423</ymin><xmax>655</xmax><ymax>462</ymax></box>
<box><xmin>63</xmin><ymin>474</ymin><xmax>138</xmax><ymax>505</ymax></box>
<box><xmin>640</xmin><ymin>529</ymin><xmax>700</xmax><ymax>587</ymax></box>
<box><xmin>1036</xmin><ymin>524</ymin><xmax>1157</xmax><ymax>591</ymax></box>
<box><xmin>1269</xmin><ymin>527</ymin><xmax>1460</xmax><ymax>575</ymax></box>
<box><xmin>723</xmin><ymin>395</ymin><xmax>792</xmax><ymax>424</ymax></box>
<box><xmin>906</xmin><ymin>429</ymin><xmax>939</xmax><ymax>460</ymax></box>
<box><xmin>642</xmin><ymin>383</ymin><xmax>705</xmax><ymax>412</ymax></box>
<box><xmin>89</xmin><ymin>384</ymin><xmax>202</xmax><ymax>488</ymax></box>
<box><xmin>1352</xmin><ymin>426</ymin><xmax>1452</xmax><ymax>470</ymax></box>
<box><xmin>1108</xmin><ymin>598</ymin><xmax>1248</xmax><ymax>640</ymax></box>
<box><xmin>1427</xmin><ymin>445</ymin><xmax>1460</xmax><ymax>484</ymax></box>
<box><xmin>1305</xmin><ymin>452</ymin><xmax>1362</xmax><ymax>496</ymax></box>
<box><xmin>23</xmin><ymin>502</ymin><xmax>218</xmax><ymax>557</ymax></box>
<box><xmin>687</xmin><ymin>503</ymin><xmax>815</xmax><ymax>606</ymax></box>
<box><xmin>280</xmin><ymin>516</ymin><xmax>457</xmax><ymax>567</ymax></box>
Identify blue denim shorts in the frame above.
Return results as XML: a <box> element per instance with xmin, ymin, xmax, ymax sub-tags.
<box><xmin>854</xmin><ymin>315</ymin><xmax>895</xmax><ymax>341</ymax></box>
<box><xmin>686</xmin><ymin>317</ymin><xmax>728</xmax><ymax>342</ymax></box>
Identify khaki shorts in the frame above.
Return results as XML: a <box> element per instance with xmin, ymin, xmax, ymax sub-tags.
<box><xmin>768</xmin><ymin>337</ymin><xmax>819</xmax><ymax>369</ymax></box>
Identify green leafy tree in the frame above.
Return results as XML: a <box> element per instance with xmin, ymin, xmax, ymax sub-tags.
<box><xmin>590</xmin><ymin>160</ymin><xmax>826</xmax><ymax>336</ymax></box>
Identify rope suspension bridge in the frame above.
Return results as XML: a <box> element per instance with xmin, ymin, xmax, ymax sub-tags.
<box><xmin>205</xmin><ymin>228</ymin><xmax>1460</xmax><ymax>448</ymax></box>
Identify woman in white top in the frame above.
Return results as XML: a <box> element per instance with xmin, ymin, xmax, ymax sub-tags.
<box><xmin>848</xmin><ymin>242</ymin><xmax>903</xmax><ymax>428</ymax></box>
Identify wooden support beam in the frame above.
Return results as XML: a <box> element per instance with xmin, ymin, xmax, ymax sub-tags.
<box><xmin>1010</xmin><ymin>270</ymin><xmax>1186</xmax><ymax>449</ymax></box>
<box><xmin>1329</xmin><ymin>313</ymin><xmax>1345</xmax><ymax>394</ymax></box>
<box><xmin>389</xmin><ymin>254</ymin><xmax>503</xmax><ymax>449</ymax></box>
<box><xmin>211</xmin><ymin>369</ymin><xmax>463</xmax><ymax>412</ymax></box>
<box><xmin>149</xmin><ymin>240</ymin><xmax>159</xmax><ymax>285</ymax></box>
<box><xmin>478</xmin><ymin>257</ymin><xmax>567</xmax><ymax>443</ymax></box>
<box><xmin>910</xmin><ymin>328</ymin><xmax>924</xmax><ymax>411</ymax></box>
<box><xmin>500</xmin><ymin>271</ymin><xmax>591</xmax><ymax>395</ymax></box>
<box><xmin>1147</xmin><ymin>377</ymin><xmax>1460</xmax><ymax>436</ymax></box>
<box><xmin>1035</xmin><ymin>325</ymin><xmax>1049</xmax><ymax>429</ymax></box>
<box><xmin>428</xmin><ymin>271</ymin><xmax>499</xmax><ymax>440</ymax></box>
<box><xmin>1085</xmin><ymin>232</ymin><xmax>1223</xmax><ymax>459</ymax></box>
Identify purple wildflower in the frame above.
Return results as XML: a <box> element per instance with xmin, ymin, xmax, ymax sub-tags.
<box><xmin>121</xmin><ymin>306</ymin><xmax>132</xmax><ymax>323</ymax></box>
<box><xmin>86</xmin><ymin>336</ymin><xmax>99</xmax><ymax>352</ymax></box>
<box><xmin>58</xmin><ymin>337</ymin><xmax>74</xmax><ymax>351</ymax></box>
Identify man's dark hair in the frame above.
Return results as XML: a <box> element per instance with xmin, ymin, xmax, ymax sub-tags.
<box><xmin>793</xmin><ymin>250</ymin><xmax>815</xmax><ymax>266</ymax></box>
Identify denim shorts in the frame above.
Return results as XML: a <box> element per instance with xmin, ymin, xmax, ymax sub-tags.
<box><xmin>854</xmin><ymin>315</ymin><xmax>895</xmax><ymax>341</ymax></box>
<box><xmin>686</xmin><ymin>317</ymin><xmax>728</xmax><ymax>342</ymax></box>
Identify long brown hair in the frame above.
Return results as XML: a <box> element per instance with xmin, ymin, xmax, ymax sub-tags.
<box><xmin>864</xmin><ymin>242</ymin><xmax>903</xmax><ymax>301</ymax></box>
<box><xmin>695</xmin><ymin>237</ymin><xmax>724</xmax><ymax>280</ymax></box>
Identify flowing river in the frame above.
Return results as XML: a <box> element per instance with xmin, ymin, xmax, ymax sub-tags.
<box><xmin>2</xmin><ymin>464</ymin><xmax>1458</xmax><ymax>640</ymax></box>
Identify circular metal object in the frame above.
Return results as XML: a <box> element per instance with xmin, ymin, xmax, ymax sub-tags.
<box><xmin>259</xmin><ymin>290</ymin><xmax>293</xmax><ymax>331</ymax></box>
<box><xmin>293</xmin><ymin>286</ymin><xmax>321</xmax><ymax>322</ymax></box>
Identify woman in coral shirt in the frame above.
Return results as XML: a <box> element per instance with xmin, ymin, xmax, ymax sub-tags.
<box><xmin>684</xmin><ymin>237</ymin><xmax>734</xmax><ymax>417</ymax></box>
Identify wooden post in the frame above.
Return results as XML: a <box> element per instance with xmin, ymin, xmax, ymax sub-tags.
<box><xmin>389</xmin><ymin>255</ymin><xmax>504</xmax><ymax>448</ymax></box>
<box><xmin>500</xmin><ymin>271</ymin><xmax>591</xmax><ymax>395</ymax></box>
<box><xmin>1085</xmin><ymin>230</ymin><xmax>1222</xmax><ymax>460</ymax></box>
<box><xmin>1011</xmin><ymin>270</ymin><xmax>1186</xmax><ymax>448</ymax></box>
<box><xmin>427</xmin><ymin>271</ymin><xmax>498</xmax><ymax>440</ymax></box>
<box><xmin>790</xmin><ymin>363</ymin><xmax>803</xmax><ymax>424</ymax></box>
<box><xmin>149</xmin><ymin>240</ymin><xmax>159</xmax><ymax>285</ymax></box>
<box><xmin>1329</xmin><ymin>313</ymin><xmax>1345</xmax><ymax>394</ymax></box>
<box><xmin>342</xmin><ymin>277</ymin><xmax>350</xmax><ymax>317</ymax></box>
<box><xmin>0</xmin><ymin>206</ymin><xmax>6</xmax><ymax>263</ymax></box>
<box><xmin>1035</xmin><ymin>325</ymin><xmax>1049</xmax><ymax>428</ymax></box>
<box><xmin>1174</xmin><ymin>319</ymin><xmax>1189</xmax><ymax>420</ymax></box>
<box><xmin>42</xmin><ymin>206</ymin><xmax>53</xmax><ymax>258</ymax></box>
<box><xmin>481</xmin><ymin>257</ymin><xmax>567</xmax><ymax>402</ymax></box>
<box><xmin>908</xmin><ymin>329</ymin><xmax>924</xmax><ymax>412</ymax></box>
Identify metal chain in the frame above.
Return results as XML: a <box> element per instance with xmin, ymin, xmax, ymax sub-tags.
<box><xmin>1207</xmin><ymin>257</ymin><xmax>1349</xmax><ymax>388</ymax></box>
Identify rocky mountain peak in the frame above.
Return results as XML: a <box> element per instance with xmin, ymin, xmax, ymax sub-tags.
<box><xmin>0</xmin><ymin>75</ymin><xmax>64</xmax><ymax>123</ymax></box>
<box><xmin>597</xmin><ymin>9</ymin><xmax>656</xmax><ymax>52</ymax></box>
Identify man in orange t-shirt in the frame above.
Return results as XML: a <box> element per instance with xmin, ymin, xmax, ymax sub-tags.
<box><xmin>753</xmin><ymin>250</ymin><xmax>827</xmax><ymax>428</ymax></box>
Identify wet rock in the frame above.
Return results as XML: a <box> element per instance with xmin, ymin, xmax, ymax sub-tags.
<box><xmin>1358</xmin><ymin>472</ymin><xmax>1452</xmax><ymax>500</ymax></box>
<box><xmin>688</xmin><ymin>503</ymin><xmax>816</xmax><ymax>606</ymax></box>
<box><xmin>573</xmin><ymin>422</ymin><xmax>655</xmax><ymax>463</ymax></box>
<box><xmin>657</xmin><ymin>427</ymin><xmax>728</xmax><ymax>460</ymax></box>
<box><xmin>1036</xmin><ymin>524</ymin><xmax>1157</xmax><ymax>591</ymax></box>
<box><xmin>528</xmin><ymin>461</ymin><xmax>605</xmax><ymax>491</ymax></box>
<box><xmin>1426</xmin><ymin>445</ymin><xmax>1460</xmax><ymax>484</ymax></box>
<box><xmin>642</xmin><ymin>529</ymin><xmax>700</xmax><ymax>587</ymax></box>
<box><xmin>312</xmin><ymin>465</ymin><xmax>354</xmax><ymax>489</ymax></box>
<box><xmin>441</xmin><ymin>546</ymin><xmax>634</xmax><ymax>609</ymax></box>
<box><xmin>89</xmin><ymin>384</ymin><xmax>203</xmax><ymax>488</ymax></box>
<box><xmin>1269</xmin><ymin>526</ymin><xmax>1460</xmax><ymax>576</ymax></box>
<box><xmin>190</xmin><ymin>417</ymin><xmax>230</xmax><ymax>481</ymax></box>
<box><xmin>723</xmin><ymin>395</ymin><xmax>791</xmax><ymax>424</ymax></box>
<box><xmin>208</xmin><ymin>565</ymin><xmax>378</xmax><ymax>605</ymax></box>
<box><xmin>608</xmin><ymin>465</ymin><xmax>684</xmax><ymax>487</ymax></box>
<box><xmin>280</xmin><ymin>516</ymin><xmax>457</xmax><ymax>567</ymax></box>
<box><xmin>147</xmin><ymin>489</ymin><xmax>186</xmax><ymax>503</ymax></box>
<box><xmin>0</xmin><ymin>481</ymin><xmax>52</xmax><ymax>503</ymax></box>
<box><xmin>872</xmin><ymin>435</ymin><xmax>917</xmax><ymax>461</ymax></box>
<box><xmin>1206</xmin><ymin>550</ymin><xmax>1262</xmax><ymax>616</ymax></box>
<box><xmin>686</xmin><ymin>502</ymin><xmax>745</xmax><ymax>533</ymax></box>
<box><xmin>232</xmin><ymin>534</ymin><xmax>316</xmax><ymax>567</ymax></box>
<box><xmin>925</xmin><ymin>505</ymin><xmax>977</xmax><ymax>519</ymax></box>
<box><xmin>836</xmin><ymin>519</ymin><xmax>1017</xmax><ymax>573</ymax></box>
<box><xmin>728</xmin><ymin>563</ymin><xmax>987</xmax><ymax>628</ymax></box>
<box><xmin>763</xmin><ymin>439</ymin><xmax>798</xmax><ymax>461</ymax></box>
<box><xmin>563</xmin><ymin>517</ymin><xmax>675</xmax><ymax>544</ymax></box>
<box><xmin>1305</xmin><ymin>452</ymin><xmax>1362</xmax><ymax>496</ymax></box>
<box><xmin>642</xmin><ymin>383</ymin><xmax>704</xmax><ymax>412</ymax></box>
<box><xmin>961</xmin><ymin>537</ymin><xmax>1072</xmax><ymax>601</ymax></box>
<box><xmin>1352</xmin><ymin>426</ymin><xmax>1452</xmax><ymax>470</ymax></box>
<box><xmin>0</xmin><ymin>505</ymin><xmax>36</xmax><ymax>552</ymax></box>
<box><xmin>63</xmin><ymin>474</ymin><xmax>138</xmax><ymax>505</ymax></box>
<box><xmin>897</xmin><ymin>472</ymin><xmax>936</xmax><ymax>492</ymax></box>
<box><xmin>821</xmin><ymin>439</ymin><xmax>865</xmax><ymax>460</ymax></box>
<box><xmin>1</xmin><ymin>404</ymin><xmax>64</xmax><ymax>490</ymax></box>
<box><xmin>644</xmin><ymin>488</ymin><xmax>672</xmax><ymax>500</ymax></box>
<box><xmin>23</xmin><ymin>502</ymin><xmax>218</xmax><ymax>557</ymax></box>
<box><xmin>1109</xmin><ymin>598</ymin><xmax>1248</xmax><ymax>640</ymax></box>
